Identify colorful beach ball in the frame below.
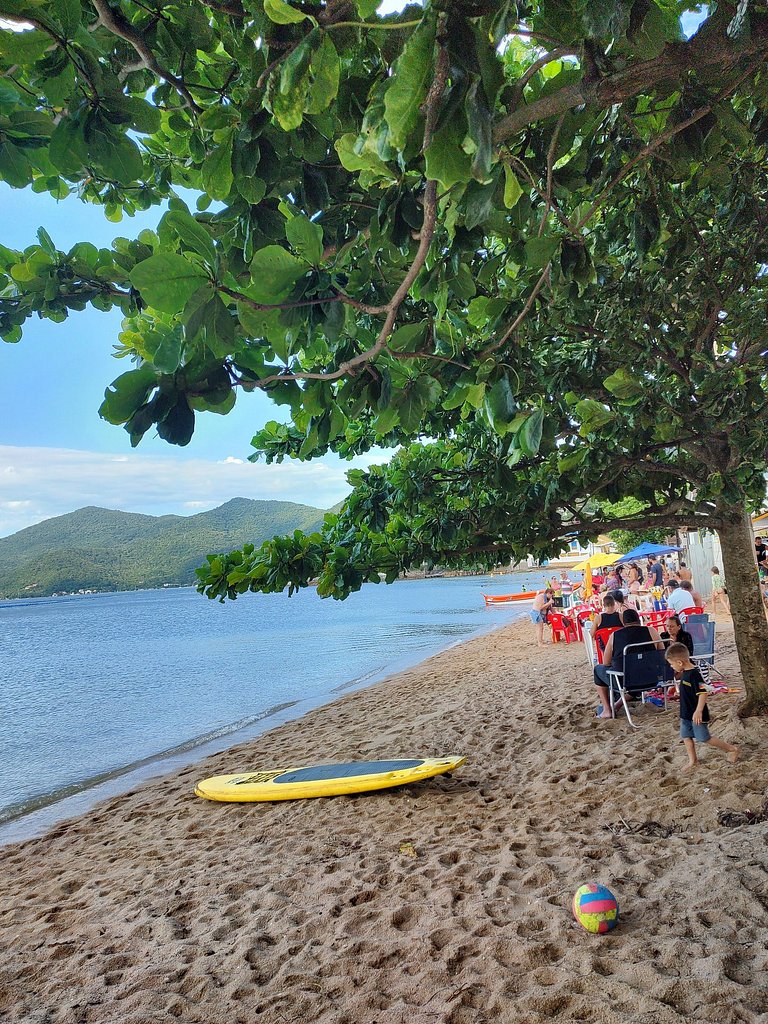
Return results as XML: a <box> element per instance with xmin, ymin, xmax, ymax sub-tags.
<box><xmin>572</xmin><ymin>883</ymin><xmax>619</xmax><ymax>934</ymax></box>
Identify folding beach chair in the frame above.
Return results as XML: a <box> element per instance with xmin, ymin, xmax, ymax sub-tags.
<box><xmin>605</xmin><ymin>642</ymin><xmax>673</xmax><ymax>728</ymax></box>
<box><xmin>686</xmin><ymin>618</ymin><xmax>721</xmax><ymax>683</ymax></box>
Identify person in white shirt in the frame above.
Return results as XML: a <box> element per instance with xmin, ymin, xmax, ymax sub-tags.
<box><xmin>666</xmin><ymin>580</ymin><xmax>696</xmax><ymax>616</ymax></box>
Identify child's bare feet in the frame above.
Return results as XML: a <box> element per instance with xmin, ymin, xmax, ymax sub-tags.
<box><xmin>681</xmin><ymin>762</ymin><xmax>697</xmax><ymax>774</ymax></box>
<box><xmin>727</xmin><ymin>748</ymin><xmax>740</xmax><ymax>764</ymax></box>
<box><xmin>598</xmin><ymin>711</ymin><xmax>614</xmax><ymax>720</ymax></box>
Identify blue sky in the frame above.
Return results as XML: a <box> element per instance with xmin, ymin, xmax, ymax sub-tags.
<box><xmin>0</xmin><ymin>185</ymin><xmax>391</xmax><ymax>536</ymax></box>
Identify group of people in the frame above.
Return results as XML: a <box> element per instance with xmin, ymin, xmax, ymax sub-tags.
<box><xmin>526</xmin><ymin>554</ymin><xmax>743</xmax><ymax>772</ymax></box>
<box><xmin>590</xmin><ymin>600</ymin><xmax>739</xmax><ymax>771</ymax></box>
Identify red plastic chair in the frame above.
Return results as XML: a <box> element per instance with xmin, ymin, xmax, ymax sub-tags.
<box><xmin>639</xmin><ymin>610</ymin><xmax>671</xmax><ymax>630</ymax></box>
<box><xmin>593</xmin><ymin>626</ymin><xmax>621</xmax><ymax>665</ymax></box>
<box><xmin>549</xmin><ymin>612</ymin><xmax>578</xmax><ymax>644</ymax></box>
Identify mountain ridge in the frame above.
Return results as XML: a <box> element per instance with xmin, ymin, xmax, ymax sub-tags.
<box><xmin>0</xmin><ymin>498</ymin><xmax>331</xmax><ymax>598</ymax></box>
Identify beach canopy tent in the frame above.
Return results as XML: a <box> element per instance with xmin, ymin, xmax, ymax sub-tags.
<box><xmin>615</xmin><ymin>542</ymin><xmax>681</xmax><ymax>563</ymax></box>
<box><xmin>571</xmin><ymin>553</ymin><xmax>619</xmax><ymax>572</ymax></box>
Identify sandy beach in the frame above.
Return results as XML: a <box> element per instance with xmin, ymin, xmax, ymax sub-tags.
<box><xmin>1</xmin><ymin>616</ymin><xmax>766</xmax><ymax>1024</ymax></box>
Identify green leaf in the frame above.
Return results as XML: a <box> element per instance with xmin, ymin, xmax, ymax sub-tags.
<box><xmin>503</xmin><ymin>165</ymin><xmax>523</xmax><ymax>209</ymax></box>
<box><xmin>518</xmin><ymin>408</ymin><xmax>544</xmax><ymax>456</ymax></box>
<box><xmin>575</xmin><ymin>398</ymin><xmax>614</xmax><ymax>436</ymax></box>
<box><xmin>286</xmin><ymin>214</ymin><xmax>323</xmax><ymax>265</ymax></box>
<box><xmin>354</xmin><ymin>0</ymin><xmax>378</xmax><ymax>15</ymax></box>
<box><xmin>236</xmin><ymin>175</ymin><xmax>267</xmax><ymax>205</ymax></box>
<box><xmin>99</xmin><ymin>365</ymin><xmax>157</xmax><ymax>425</ymax></box>
<box><xmin>36</xmin><ymin>226</ymin><xmax>56</xmax><ymax>256</ymax></box>
<box><xmin>49</xmin><ymin>116</ymin><xmax>88</xmax><ymax>176</ymax></box>
<box><xmin>558</xmin><ymin>447</ymin><xmax>588</xmax><ymax>472</ymax></box>
<box><xmin>524</xmin><ymin>235</ymin><xmax>560</xmax><ymax>269</ymax></box>
<box><xmin>129</xmin><ymin>253</ymin><xmax>209</xmax><ymax>314</ymax></box>
<box><xmin>304</xmin><ymin>34</ymin><xmax>340</xmax><ymax>115</ymax></box>
<box><xmin>151</xmin><ymin>328</ymin><xmax>184</xmax><ymax>373</ymax></box>
<box><xmin>388</xmin><ymin>322</ymin><xmax>426</xmax><ymax>352</ymax></box>
<box><xmin>383</xmin><ymin>15</ymin><xmax>435</xmax><ymax>150</ymax></box>
<box><xmin>484</xmin><ymin>376</ymin><xmax>517</xmax><ymax>434</ymax></box>
<box><xmin>335</xmin><ymin>133</ymin><xmax>393</xmax><ymax>179</ymax></box>
<box><xmin>91</xmin><ymin>128</ymin><xmax>143</xmax><ymax>184</ymax></box>
<box><xmin>603</xmin><ymin>367</ymin><xmax>644</xmax><ymax>402</ymax></box>
<box><xmin>0</xmin><ymin>28</ymin><xmax>51</xmax><ymax>62</ymax></box>
<box><xmin>632</xmin><ymin>200</ymin><xmax>660</xmax><ymax>257</ymax></box>
<box><xmin>51</xmin><ymin>0</ymin><xmax>81</xmax><ymax>36</ymax></box>
<box><xmin>463</xmin><ymin>177</ymin><xmax>498</xmax><ymax>232</ymax></box>
<box><xmin>248</xmin><ymin>245</ymin><xmax>307</xmax><ymax>302</ymax></box>
<box><xmin>264</xmin><ymin>0</ymin><xmax>307</xmax><ymax>23</ymax></box>
<box><xmin>270</xmin><ymin>75</ymin><xmax>309</xmax><ymax>131</ymax></box>
<box><xmin>0</xmin><ymin>142</ymin><xmax>31</xmax><ymax>188</ymax></box>
<box><xmin>396</xmin><ymin>376</ymin><xmax>440</xmax><ymax>432</ymax></box>
<box><xmin>163</xmin><ymin>210</ymin><xmax>217</xmax><ymax>267</ymax></box>
<box><xmin>201</xmin><ymin>130</ymin><xmax>234</xmax><ymax>200</ymax></box>
<box><xmin>464</xmin><ymin>79</ymin><xmax>493</xmax><ymax>183</ymax></box>
<box><xmin>424</xmin><ymin>120</ymin><xmax>473</xmax><ymax>190</ymax></box>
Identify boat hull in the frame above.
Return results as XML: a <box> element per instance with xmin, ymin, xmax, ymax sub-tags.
<box><xmin>483</xmin><ymin>593</ymin><xmax>535</xmax><ymax>605</ymax></box>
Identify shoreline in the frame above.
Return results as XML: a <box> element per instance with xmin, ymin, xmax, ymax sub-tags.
<box><xmin>1</xmin><ymin>617</ymin><xmax>767</xmax><ymax>1023</ymax></box>
<box><xmin>0</xmin><ymin>605</ymin><xmax>530</xmax><ymax>846</ymax></box>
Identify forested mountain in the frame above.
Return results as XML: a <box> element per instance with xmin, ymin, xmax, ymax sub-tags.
<box><xmin>0</xmin><ymin>499</ymin><xmax>327</xmax><ymax>598</ymax></box>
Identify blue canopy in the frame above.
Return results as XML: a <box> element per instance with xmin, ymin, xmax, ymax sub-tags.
<box><xmin>616</xmin><ymin>541</ymin><xmax>681</xmax><ymax>562</ymax></box>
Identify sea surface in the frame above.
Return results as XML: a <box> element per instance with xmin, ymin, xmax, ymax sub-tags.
<box><xmin>0</xmin><ymin>572</ymin><xmax>546</xmax><ymax>841</ymax></box>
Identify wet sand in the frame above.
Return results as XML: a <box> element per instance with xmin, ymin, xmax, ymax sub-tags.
<box><xmin>0</xmin><ymin>617</ymin><xmax>766</xmax><ymax>1023</ymax></box>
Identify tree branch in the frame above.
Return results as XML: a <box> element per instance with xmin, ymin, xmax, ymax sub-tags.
<box><xmin>493</xmin><ymin>16</ymin><xmax>768</xmax><ymax>145</ymax></box>
<box><xmin>90</xmin><ymin>0</ymin><xmax>202</xmax><ymax>113</ymax></box>
<box><xmin>256</xmin><ymin>21</ymin><xmax>450</xmax><ymax>389</ymax></box>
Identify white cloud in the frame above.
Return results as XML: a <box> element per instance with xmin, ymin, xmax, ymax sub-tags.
<box><xmin>0</xmin><ymin>446</ymin><xmax>393</xmax><ymax>537</ymax></box>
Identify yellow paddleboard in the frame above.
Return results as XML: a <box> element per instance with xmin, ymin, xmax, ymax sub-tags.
<box><xmin>194</xmin><ymin>756</ymin><xmax>466</xmax><ymax>802</ymax></box>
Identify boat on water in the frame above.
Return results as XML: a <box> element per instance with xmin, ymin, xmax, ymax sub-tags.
<box><xmin>482</xmin><ymin>592</ymin><xmax>536</xmax><ymax>605</ymax></box>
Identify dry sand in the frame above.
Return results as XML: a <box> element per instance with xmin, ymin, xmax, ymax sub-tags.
<box><xmin>1</xmin><ymin>617</ymin><xmax>767</xmax><ymax>1024</ymax></box>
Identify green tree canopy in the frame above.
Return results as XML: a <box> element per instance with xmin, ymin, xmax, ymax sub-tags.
<box><xmin>3</xmin><ymin>0</ymin><xmax>768</xmax><ymax>709</ymax></box>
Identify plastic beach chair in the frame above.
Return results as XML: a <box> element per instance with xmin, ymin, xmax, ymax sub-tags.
<box><xmin>605</xmin><ymin>642</ymin><xmax>673</xmax><ymax>728</ymax></box>
<box><xmin>593</xmin><ymin>626</ymin><xmax>621</xmax><ymax>665</ymax></box>
<box><xmin>549</xmin><ymin>612</ymin><xmax>578</xmax><ymax>644</ymax></box>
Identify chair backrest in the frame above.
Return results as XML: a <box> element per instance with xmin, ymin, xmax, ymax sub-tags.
<box><xmin>593</xmin><ymin>626</ymin><xmax>620</xmax><ymax>664</ymax></box>
<box><xmin>548</xmin><ymin>612</ymin><xmax>574</xmax><ymax>631</ymax></box>
<box><xmin>681</xmin><ymin>606</ymin><xmax>705</xmax><ymax>622</ymax></box>
<box><xmin>621</xmin><ymin>642</ymin><xmax>667</xmax><ymax>691</ymax></box>
<box><xmin>687</xmin><ymin>619</ymin><xmax>715</xmax><ymax>660</ymax></box>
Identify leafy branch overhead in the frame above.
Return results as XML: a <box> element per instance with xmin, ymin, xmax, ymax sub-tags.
<box><xmin>1</xmin><ymin>0</ymin><xmax>767</xmax><ymax>450</ymax></box>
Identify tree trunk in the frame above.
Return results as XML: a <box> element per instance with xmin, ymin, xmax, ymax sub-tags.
<box><xmin>717</xmin><ymin>507</ymin><xmax>768</xmax><ymax>716</ymax></box>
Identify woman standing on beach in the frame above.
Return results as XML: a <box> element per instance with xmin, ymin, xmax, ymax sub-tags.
<box><xmin>710</xmin><ymin>567</ymin><xmax>730</xmax><ymax>615</ymax></box>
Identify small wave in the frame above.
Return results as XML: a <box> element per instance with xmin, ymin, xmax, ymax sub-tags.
<box><xmin>0</xmin><ymin>701</ymin><xmax>299</xmax><ymax>826</ymax></box>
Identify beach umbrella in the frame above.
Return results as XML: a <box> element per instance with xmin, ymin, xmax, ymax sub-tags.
<box><xmin>615</xmin><ymin>541</ymin><xmax>681</xmax><ymax>562</ymax></box>
<box><xmin>583</xmin><ymin>561</ymin><xmax>593</xmax><ymax>599</ymax></box>
<box><xmin>571</xmin><ymin>552</ymin><xmax>618</xmax><ymax>572</ymax></box>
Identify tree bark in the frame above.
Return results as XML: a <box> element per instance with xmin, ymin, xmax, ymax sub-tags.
<box><xmin>717</xmin><ymin>506</ymin><xmax>768</xmax><ymax>716</ymax></box>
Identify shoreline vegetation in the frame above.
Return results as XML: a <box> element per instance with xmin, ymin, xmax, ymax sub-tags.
<box><xmin>1</xmin><ymin>617</ymin><xmax>766</xmax><ymax>1023</ymax></box>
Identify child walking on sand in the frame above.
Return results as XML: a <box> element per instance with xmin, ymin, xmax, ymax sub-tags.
<box><xmin>665</xmin><ymin>642</ymin><xmax>739</xmax><ymax>773</ymax></box>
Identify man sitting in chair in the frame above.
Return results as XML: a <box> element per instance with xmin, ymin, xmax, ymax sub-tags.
<box><xmin>593</xmin><ymin>608</ymin><xmax>664</xmax><ymax>719</ymax></box>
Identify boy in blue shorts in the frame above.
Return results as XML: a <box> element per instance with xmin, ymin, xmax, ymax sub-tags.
<box><xmin>665</xmin><ymin>643</ymin><xmax>739</xmax><ymax>773</ymax></box>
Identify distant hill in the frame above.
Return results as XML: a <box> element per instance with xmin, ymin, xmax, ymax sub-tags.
<box><xmin>0</xmin><ymin>498</ymin><xmax>328</xmax><ymax>598</ymax></box>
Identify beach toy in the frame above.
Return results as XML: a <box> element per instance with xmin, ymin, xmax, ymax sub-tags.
<box><xmin>572</xmin><ymin>883</ymin><xmax>619</xmax><ymax>934</ymax></box>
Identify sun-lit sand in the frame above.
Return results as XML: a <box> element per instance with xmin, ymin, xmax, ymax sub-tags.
<box><xmin>0</xmin><ymin>615</ymin><xmax>766</xmax><ymax>1023</ymax></box>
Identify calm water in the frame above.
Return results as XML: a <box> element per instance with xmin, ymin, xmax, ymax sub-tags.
<box><xmin>0</xmin><ymin>573</ymin><xmax>546</xmax><ymax>831</ymax></box>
